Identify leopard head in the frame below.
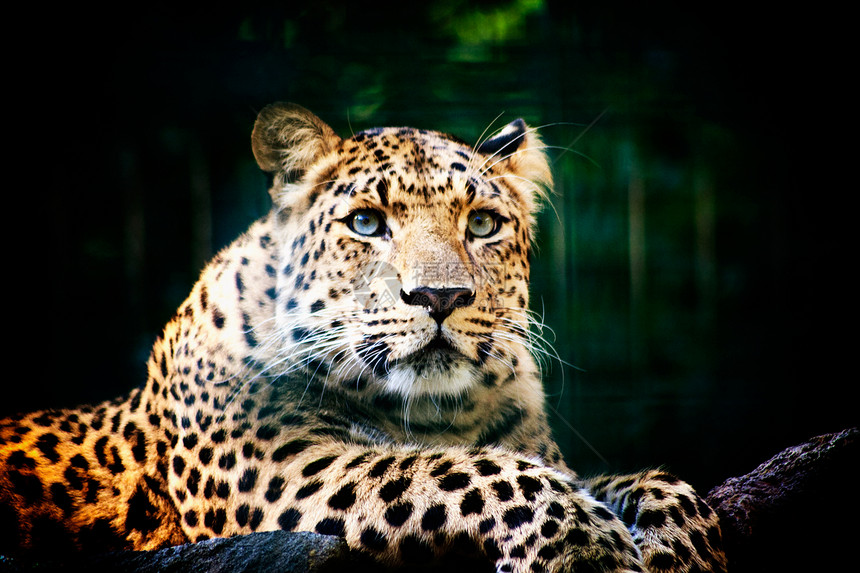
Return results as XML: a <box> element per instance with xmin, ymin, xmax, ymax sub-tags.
<box><xmin>251</xmin><ymin>103</ymin><xmax>551</xmax><ymax>400</ymax></box>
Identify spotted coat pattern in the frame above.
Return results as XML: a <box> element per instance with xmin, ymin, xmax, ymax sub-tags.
<box><xmin>0</xmin><ymin>104</ymin><xmax>727</xmax><ymax>572</ymax></box>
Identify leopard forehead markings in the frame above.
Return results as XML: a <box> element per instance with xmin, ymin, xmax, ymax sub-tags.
<box><xmin>0</xmin><ymin>103</ymin><xmax>727</xmax><ymax>573</ymax></box>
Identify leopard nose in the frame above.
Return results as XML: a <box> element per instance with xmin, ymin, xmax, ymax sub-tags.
<box><xmin>400</xmin><ymin>287</ymin><xmax>475</xmax><ymax>325</ymax></box>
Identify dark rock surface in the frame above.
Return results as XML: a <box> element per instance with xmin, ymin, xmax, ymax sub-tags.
<box><xmin>0</xmin><ymin>531</ymin><xmax>358</xmax><ymax>572</ymax></box>
<box><xmin>3</xmin><ymin>428</ymin><xmax>855</xmax><ymax>572</ymax></box>
<box><xmin>706</xmin><ymin>427</ymin><xmax>858</xmax><ymax>572</ymax></box>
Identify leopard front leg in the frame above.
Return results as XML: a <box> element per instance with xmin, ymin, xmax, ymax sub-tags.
<box><xmin>206</xmin><ymin>442</ymin><xmax>647</xmax><ymax>572</ymax></box>
<box><xmin>583</xmin><ymin>471</ymin><xmax>728</xmax><ymax>573</ymax></box>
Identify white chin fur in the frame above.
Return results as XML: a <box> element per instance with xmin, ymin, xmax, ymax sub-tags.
<box><xmin>383</xmin><ymin>361</ymin><xmax>477</xmax><ymax>398</ymax></box>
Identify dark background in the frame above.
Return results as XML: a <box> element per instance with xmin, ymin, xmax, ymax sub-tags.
<box><xmin>7</xmin><ymin>2</ymin><xmax>856</xmax><ymax>493</ymax></box>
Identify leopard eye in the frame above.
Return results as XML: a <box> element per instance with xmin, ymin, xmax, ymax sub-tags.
<box><xmin>467</xmin><ymin>210</ymin><xmax>498</xmax><ymax>238</ymax></box>
<box><xmin>347</xmin><ymin>209</ymin><xmax>386</xmax><ymax>237</ymax></box>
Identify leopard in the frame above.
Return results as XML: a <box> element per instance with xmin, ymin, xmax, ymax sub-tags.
<box><xmin>0</xmin><ymin>103</ymin><xmax>727</xmax><ymax>572</ymax></box>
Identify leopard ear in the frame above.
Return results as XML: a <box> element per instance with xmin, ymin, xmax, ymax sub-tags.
<box><xmin>251</xmin><ymin>103</ymin><xmax>341</xmax><ymax>181</ymax></box>
<box><xmin>476</xmin><ymin>118</ymin><xmax>531</xmax><ymax>158</ymax></box>
<box><xmin>476</xmin><ymin>118</ymin><xmax>552</xmax><ymax>200</ymax></box>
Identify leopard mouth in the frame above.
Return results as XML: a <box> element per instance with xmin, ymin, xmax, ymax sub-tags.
<box><xmin>382</xmin><ymin>329</ymin><xmax>479</xmax><ymax>397</ymax></box>
<box><xmin>395</xmin><ymin>329</ymin><xmax>466</xmax><ymax>368</ymax></box>
<box><xmin>423</xmin><ymin>332</ymin><xmax>455</xmax><ymax>353</ymax></box>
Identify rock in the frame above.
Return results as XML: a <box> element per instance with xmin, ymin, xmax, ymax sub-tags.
<box><xmin>0</xmin><ymin>531</ymin><xmax>367</xmax><ymax>572</ymax></box>
<box><xmin>707</xmin><ymin>427</ymin><xmax>858</xmax><ymax>572</ymax></box>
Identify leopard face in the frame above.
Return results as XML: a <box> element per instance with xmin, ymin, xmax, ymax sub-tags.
<box><xmin>252</xmin><ymin>104</ymin><xmax>551</xmax><ymax>402</ymax></box>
